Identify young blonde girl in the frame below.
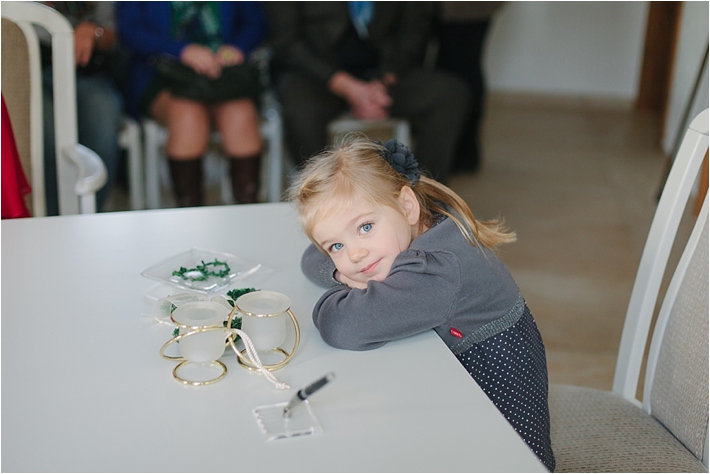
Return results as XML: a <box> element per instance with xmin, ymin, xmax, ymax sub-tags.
<box><xmin>288</xmin><ymin>135</ymin><xmax>554</xmax><ymax>471</ymax></box>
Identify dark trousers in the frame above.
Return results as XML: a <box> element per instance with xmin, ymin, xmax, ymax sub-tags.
<box><xmin>436</xmin><ymin>20</ymin><xmax>492</xmax><ymax>171</ymax></box>
<box><xmin>275</xmin><ymin>68</ymin><xmax>470</xmax><ymax>184</ymax></box>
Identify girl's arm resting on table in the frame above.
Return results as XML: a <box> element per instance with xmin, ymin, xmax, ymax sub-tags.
<box><xmin>312</xmin><ymin>249</ymin><xmax>461</xmax><ymax>351</ymax></box>
<box><xmin>301</xmin><ymin>243</ymin><xmax>341</xmax><ymax>288</ymax></box>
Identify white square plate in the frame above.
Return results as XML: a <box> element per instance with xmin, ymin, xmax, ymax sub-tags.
<box><xmin>141</xmin><ymin>248</ymin><xmax>261</xmax><ymax>294</ymax></box>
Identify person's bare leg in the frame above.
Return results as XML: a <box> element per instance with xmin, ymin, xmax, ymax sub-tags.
<box><xmin>214</xmin><ymin>99</ymin><xmax>263</xmax><ymax>203</ymax></box>
<box><xmin>151</xmin><ymin>92</ymin><xmax>211</xmax><ymax>206</ymax></box>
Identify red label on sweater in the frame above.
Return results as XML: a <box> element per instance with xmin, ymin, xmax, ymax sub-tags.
<box><xmin>450</xmin><ymin>328</ymin><xmax>463</xmax><ymax>338</ymax></box>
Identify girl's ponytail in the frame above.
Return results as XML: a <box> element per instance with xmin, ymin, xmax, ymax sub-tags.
<box><xmin>414</xmin><ymin>177</ymin><xmax>516</xmax><ymax>250</ymax></box>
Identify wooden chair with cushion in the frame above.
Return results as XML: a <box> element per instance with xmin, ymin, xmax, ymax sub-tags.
<box><xmin>549</xmin><ymin>108</ymin><xmax>709</xmax><ymax>472</ymax></box>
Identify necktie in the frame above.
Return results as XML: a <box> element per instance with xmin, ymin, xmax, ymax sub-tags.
<box><xmin>348</xmin><ymin>1</ymin><xmax>374</xmax><ymax>39</ymax></box>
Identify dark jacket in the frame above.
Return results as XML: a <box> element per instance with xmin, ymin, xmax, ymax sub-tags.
<box><xmin>264</xmin><ymin>2</ymin><xmax>434</xmax><ymax>84</ymax></box>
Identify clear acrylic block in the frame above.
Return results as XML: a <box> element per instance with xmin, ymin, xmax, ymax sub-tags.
<box><xmin>253</xmin><ymin>401</ymin><xmax>322</xmax><ymax>441</ymax></box>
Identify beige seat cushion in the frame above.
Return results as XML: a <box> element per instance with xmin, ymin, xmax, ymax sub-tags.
<box><xmin>550</xmin><ymin>384</ymin><xmax>706</xmax><ymax>473</ymax></box>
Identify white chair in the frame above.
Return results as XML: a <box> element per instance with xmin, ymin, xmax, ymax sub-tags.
<box><xmin>328</xmin><ymin>114</ymin><xmax>411</xmax><ymax>146</ymax></box>
<box><xmin>118</xmin><ymin>116</ymin><xmax>145</xmax><ymax>210</ymax></box>
<box><xmin>549</xmin><ymin>109</ymin><xmax>709</xmax><ymax>472</ymax></box>
<box><xmin>2</xmin><ymin>1</ymin><xmax>106</xmax><ymax>215</ymax></box>
<box><xmin>142</xmin><ymin>90</ymin><xmax>284</xmax><ymax>209</ymax></box>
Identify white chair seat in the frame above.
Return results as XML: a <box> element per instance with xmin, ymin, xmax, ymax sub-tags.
<box><xmin>550</xmin><ymin>385</ymin><xmax>706</xmax><ymax>472</ymax></box>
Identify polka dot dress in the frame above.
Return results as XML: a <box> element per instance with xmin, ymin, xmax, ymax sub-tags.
<box><xmin>456</xmin><ymin>306</ymin><xmax>555</xmax><ymax>472</ymax></box>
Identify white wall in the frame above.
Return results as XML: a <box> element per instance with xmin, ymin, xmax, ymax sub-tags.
<box><xmin>661</xmin><ymin>1</ymin><xmax>709</xmax><ymax>155</ymax></box>
<box><xmin>484</xmin><ymin>1</ymin><xmax>649</xmax><ymax>100</ymax></box>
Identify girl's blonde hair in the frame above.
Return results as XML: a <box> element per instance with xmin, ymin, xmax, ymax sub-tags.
<box><xmin>287</xmin><ymin>134</ymin><xmax>516</xmax><ymax>252</ymax></box>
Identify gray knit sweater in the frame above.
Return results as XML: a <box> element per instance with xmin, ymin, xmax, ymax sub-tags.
<box><xmin>301</xmin><ymin>213</ymin><xmax>526</xmax><ymax>355</ymax></box>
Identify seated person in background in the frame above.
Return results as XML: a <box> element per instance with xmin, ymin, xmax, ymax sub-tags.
<box><xmin>40</xmin><ymin>1</ymin><xmax>124</xmax><ymax>214</ymax></box>
<box><xmin>435</xmin><ymin>2</ymin><xmax>504</xmax><ymax>174</ymax></box>
<box><xmin>117</xmin><ymin>1</ymin><xmax>264</xmax><ymax>207</ymax></box>
<box><xmin>264</xmin><ymin>2</ymin><xmax>470</xmax><ymax>184</ymax></box>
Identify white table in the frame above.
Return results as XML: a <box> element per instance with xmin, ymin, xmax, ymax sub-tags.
<box><xmin>1</xmin><ymin>203</ymin><xmax>546</xmax><ymax>472</ymax></box>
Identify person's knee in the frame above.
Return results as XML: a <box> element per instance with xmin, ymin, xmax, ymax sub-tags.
<box><xmin>218</xmin><ymin>99</ymin><xmax>260</xmax><ymax>129</ymax></box>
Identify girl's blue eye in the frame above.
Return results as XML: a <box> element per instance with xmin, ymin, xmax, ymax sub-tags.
<box><xmin>331</xmin><ymin>243</ymin><xmax>343</xmax><ymax>252</ymax></box>
<box><xmin>360</xmin><ymin>223</ymin><xmax>373</xmax><ymax>233</ymax></box>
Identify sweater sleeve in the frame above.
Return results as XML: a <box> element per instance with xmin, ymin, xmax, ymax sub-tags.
<box><xmin>301</xmin><ymin>244</ymin><xmax>340</xmax><ymax>288</ymax></box>
<box><xmin>116</xmin><ymin>2</ymin><xmax>188</xmax><ymax>59</ymax></box>
<box><xmin>312</xmin><ymin>249</ymin><xmax>462</xmax><ymax>351</ymax></box>
<box><xmin>223</xmin><ymin>2</ymin><xmax>264</xmax><ymax>58</ymax></box>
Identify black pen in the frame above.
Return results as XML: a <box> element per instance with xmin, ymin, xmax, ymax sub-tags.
<box><xmin>283</xmin><ymin>372</ymin><xmax>335</xmax><ymax>418</ymax></box>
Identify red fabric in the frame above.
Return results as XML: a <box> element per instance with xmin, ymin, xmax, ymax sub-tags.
<box><xmin>2</xmin><ymin>94</ymin><xmax>32</xmax><ymax>219</ymax></box>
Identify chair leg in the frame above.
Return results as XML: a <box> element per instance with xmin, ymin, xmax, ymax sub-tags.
<box><xmin>80</xmin><ymin>194</ymin><xmax>96</xmax><ymax>214</ymax></box>
<box><xmin>143</xmin><ymin>120</ymin><xmax>163</xmax><ymax>209</ymax></box>
<box><xmin>119</xmin><ymin>119</ymin><xmax>144</xmax><ymax>210</ymax></box>
<box><xmin>396</xmin><ymin>121</ymin><xmax>411</xmax><ymax>147</ymax></box>
<box><xmin>261</xmin><ymin>113</ymin><xmax>283</xmax><ymax>202</ymax></box>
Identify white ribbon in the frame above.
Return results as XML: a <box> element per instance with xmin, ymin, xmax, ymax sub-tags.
<box><xmin>228</xmin><ymin>329</ymin><xmax>290</xmax><ymax>390</ymax></box>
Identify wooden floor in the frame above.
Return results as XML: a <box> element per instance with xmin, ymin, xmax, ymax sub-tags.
<box><xmin>448</xmin><ymin>94</ymin><xmax>695</xmax><ymax>391</ymax></box>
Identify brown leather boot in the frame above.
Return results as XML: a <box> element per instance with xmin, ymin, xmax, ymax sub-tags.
<box><xmin>168</xmin><ymin>157</ymin><xmax>204</xmax><ymax>207</ymax></box>
<box><xmin>229</xmin><ymin>154</ymin><xmax>261</xmax><ymax>204</ymax></box>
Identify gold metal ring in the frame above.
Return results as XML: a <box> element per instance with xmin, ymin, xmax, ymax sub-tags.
<box><xmin>226</xmin><ymin>309</ymin><xmax>301</xmax><ymax>371</ymax></box>
<box><xmin>160</xmin><ymin>326</ymin><xmax>232</xmax><ymax>386</ymax></box>
<box><xmin>172</xmin><ymin>360</ymin><xmax>227</xmax><ymax>386</ymax></box>
<box><xmin>159</xmin><ymin>326</ymin><xmax>232</xmax><ymax>361</ymax></box>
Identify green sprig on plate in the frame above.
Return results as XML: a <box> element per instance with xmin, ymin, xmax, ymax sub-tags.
<box><xmin>172</xmin><ymin>259</ymin><xmax>231</xmax><ymax>282</ymax></box>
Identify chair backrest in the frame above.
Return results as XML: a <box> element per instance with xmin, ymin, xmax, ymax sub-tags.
<box><xmin>647</xmin><ymin>194</ymin><xmax>708</xmax><ymax>464</ymax></box>
<box><xmin>612</xmin><ymin>109</ymin><xmax>709</xmax><ymax>465</ymax></box>
<box><xmin>2</xmin><ymin>16</ymin><xmax>45</xmax><ymax>215</ymax></box>
<box><xmin>2</xmin><ymin>1</ymin><xmax>95</xmax><ymax>215</ymax></box>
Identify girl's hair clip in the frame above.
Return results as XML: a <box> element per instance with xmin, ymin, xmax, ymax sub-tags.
<box><xmin>377</xmin><ymin>139</ymin><xmax>420</xmax><ymax>185</ymax></box>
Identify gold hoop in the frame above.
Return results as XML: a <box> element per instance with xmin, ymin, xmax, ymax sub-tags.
<box><xmin>160</xmin><ymin>326</ymin><xmax>232</xmax><ymax>386</ymax></box>
<box><xmin>159</xmin><ymin>326</ymin><xmax>231</xmax><ymax>361</ymax></box>
<box><xmin>226</xmin><ymin>307</ymin><xmax>301</xmax><ymax>371</ymax></box>
<box><xmin>172</xmin><ymin>360</ymin><xmax>227</xmax><ymax>386</ymax></box>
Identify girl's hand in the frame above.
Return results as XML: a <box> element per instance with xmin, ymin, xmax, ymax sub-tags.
<box><xmin>216</xmin><ymin>45</ymin><xmax>245</xmax><ymax>66</ymax></box>
<box><xmin>73</xmin><ymin>22</ymin><xmax>98</xmax><ymax>67</ymax></box>
<box><xmin>335</xmin><ymin>270</ymin><xmax>368</xmax><ymax>290</ymax></box>
<box><xmin>180</xmin><ymin>44</ymin><xmax>222</xmax><ymax>79</ymax></box>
